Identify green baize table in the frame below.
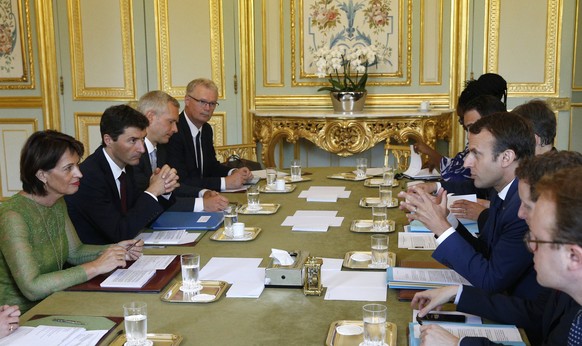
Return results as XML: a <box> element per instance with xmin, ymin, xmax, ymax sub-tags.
<box><xmin>20</xmin><ymin>167</ymin><xmax>459</xmax><ymax>345</ymax></box>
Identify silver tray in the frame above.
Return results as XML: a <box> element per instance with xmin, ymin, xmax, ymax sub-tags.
<box><xmin>342</xmin><ymin>251</ymin><xmax>396</xmax><ymax>270</ymax></box>
<box><xmin>258</xmin><ymin>184</ymin><xmax>296</xmax><ymax>193</ymax></box>
<box><xmin>210</xmin><ymin>227</ymin><xmax>261</xmax><ymax>241</ymax></box>
<box><xmin>283</xmin><ymin>176</ymin><xmax>312</xmax><ymax>183</ymax></box>
<box><xmin>363</xmin><ymin>178</ymin><xmax>399</xmax><ymax>188</ymax></box>
<box><xmin>110</xmin><ymin>333</ymin><xmax>183</xmax><ymax>345</ymax></box>
<box><xmin>359</xmin><ymin>197</ymin><xmax>399</xmax><ymax>208</ymax></box>
<box><xmin>325</xmin><ymin>320</ymin><xmax>397</xmax><ymax>346</ymax></box>
<box><xmin>327</xmin><ymin>172</ymin><xmax>371</xmax><ymax>181</ymax></box>
<box><xmin>350</xmin><ymin>219</ymin><xmax>396</xmax><ymax>233</ymax></box>
<box><xmin>161</xmin><ymin>280</ymin><xmax>228</xmax><ymax>303</ymax></box>
<box><xmin>237</xmin><ymin>203</ymin><xmax>280</xmax><ymax>214</ymax></box>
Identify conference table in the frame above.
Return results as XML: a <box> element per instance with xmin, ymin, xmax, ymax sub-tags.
<box><xmin>20</xmin><ymin>167</ymin><xmax>456</xmax><ymax>345</ymax></box>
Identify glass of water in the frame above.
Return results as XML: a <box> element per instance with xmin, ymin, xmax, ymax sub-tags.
<box><xmin>371</xmin><ymin>234</ymin><xmax>389</xmax><ymax>267</ymax></box>
<box><xmin>383</xmin><ymin>166</ymin><xmax>395</xmax><ymax>186</ymax></box>
<box><xmin>123</xmin><ymin>301</ymin><xmax>148</xmax><ymax>346</ymax></box>
<box><xmin>180</xmin><ymin>253</ymin><xmax>201</xmax><ymax>292</ymax></box>
<box><xmin>290</xmin><ymin>160</ymin><xmax>302</xmax><ymax>181</ymax></box>
<box><xmin>266</xmin><ymin>167</ymin><xmax>277</xmax><ymax>186</ymax></box>
<box><xmin>378</xmin><ymin>184</ymin><xmax>393</xmax><ymax>207</ymax></box>
<box><xmin>223</xmin><ymin>203</ymin><xmax>238</xmax><ymax>234</ymax></box>
<box><xmin>371</xmin><ymin>205</ymin><xmax>388</xmax><ymax>232</ymax></box>
<box><xmin>246</xmin><ymin>184</ymin><xmax>261</xmax><ymax>210</ymax></box>
<box><xmin>356</xmin><ymin>158</ymin><xmax>368</xmax><ymax>178</ymax></box>
<box><xmin>362</xmin><ymin>304</ymin><xmax>387</xmax><ymax>346</ymax></box>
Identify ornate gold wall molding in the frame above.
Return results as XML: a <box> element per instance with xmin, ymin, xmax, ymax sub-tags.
<box><xmin>261</xmin><ymin>0</ymin><xmax>284</xmax><ymax>86</ymax></box>
<box><xmin>74</xmin><ymin>112</ymin><xmax>101</xmax><ymax>155</ymax></box>
<box><xmin>573</xmin><ymin>0</ymin><xmax>581</xmax><ymax>90</ymax></box>
<box><xmin>0</xmin><ymin>0</ymin><xmax>35</xmax><ymax>89</ymax></box>
<box><xmin>36</xmin><ymin>0</ymin><xmax>60</xmax><ymax>130</ymax></box>
<box><xmin>486</xmin><ymin>0</ymin><xmax>561</xmax><ymax>95</ymax></box>
<box><xmin>68</xmin><ymin>0</ymin><xmax>136</xmax><ymax>100</ymax></box>
<box><xmin>209</xmin><ymin>113</ymin><xmax>225</xmax><ymax>147</ymax></box>
<box><xmin>419</xmin><ymin>0</ymin><xmax>443</xmax><ymax>85</ymax></box>
<box><xmin>0</xmin><ymin>97</ymin><xmax>42</xmax><ymax>108</ymax></box>
<box><xmin>0</xmin><ymin>118</ymin><xmax>37</xmax><ymax>199</ymax></box>
<box><xmin>254</xmin><ymin>93</ymin><xmax>451</xmax><ymax>108</ymax></box>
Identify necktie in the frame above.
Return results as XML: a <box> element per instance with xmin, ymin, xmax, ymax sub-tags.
<box><xmin>195</xmin><ymin>132</ymin><xmax>203</xmax><ymax>176</ymax></box>
<box><xmin>118</xmin><ymin>171</ymin><xmax>127</xmax><ymax>214</ymax></box>
<box><xmin>150</xmin><ymin>148</ymin><xmax>157</xmax><ymax>173</ymax></box>
<box><xmin>483</xmin><ymin>193</ymin><xmax>503</xmax><ymax>252</ymax></box>
<box><xmin>568</xmin><ymin>308</ymin><xmax>582</xmax><ymax>345</ymax></box>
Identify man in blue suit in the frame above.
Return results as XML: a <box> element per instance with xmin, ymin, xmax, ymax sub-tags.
<box><xmin>400</xmin><ymin>113</ymin><xmax>541</xmax><ymax>299</ymax></box>
<box><xmin>66</xmin><ymin>104</ymin><xmax>180</xmax><ymax>244</ymax></box>
<box><xmin>411</xmin><ymin>164</ymin><xmax>582</xmax><ymax>346</ymax></box>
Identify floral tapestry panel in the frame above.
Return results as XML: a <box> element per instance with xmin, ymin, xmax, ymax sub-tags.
<box><xmin>302</xmin><ymin>0</ymin><xmax>399</xmax><ymax>78</ymax></box>
<box><xmin>0</xmin><ymin>0</ymin><xmax>26</xmax><ymax>81</ymax></box>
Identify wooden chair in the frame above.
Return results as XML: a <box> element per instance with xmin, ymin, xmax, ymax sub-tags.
<box><xmin>214</xmin><ymin>143</ymin><xmax>260</xmax><ymax>165</ymax></box>
<box><xmin>383</xmin><ymin>143</ymin><xmax>412</xmax><ymax>171</ymax></box>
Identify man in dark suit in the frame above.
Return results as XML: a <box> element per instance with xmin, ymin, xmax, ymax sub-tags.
<box><xmin>166</xmin><ymin>78</ymin><xmax>253</xmax><ymax>191</ymax></box>
<box><xmin>411</xmin><ymin>165</ymin><xmax>582</xmax><ymax>345</ymax></box>
<box><xmin>400</xmin><ymin>113</ymin><xmax>541</xmax><ymax>299</ymax></box>
<box><xmin>133</xmin><ymin>90</ymin><xmax>228</xmax><ymax>211</ymax></box>
<box><xmin>65</xmin><ymin>104</ymin><xmax>179</xmax><ymax>244</ymax></box>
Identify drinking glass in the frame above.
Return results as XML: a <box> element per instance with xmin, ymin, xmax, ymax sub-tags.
<box><xmin>371</xmin><ymin>234</ymin><xmax>389</xmax><ymax>267</ymax></box>
<box><xmin>180</xmin><ymin>253</ymin><xmax>200</xmax><ymax>292</ymax></box>
<box><xmin>246</xmin><ymin>184</ymin><xmax>260</xmax><ymax>210</ymax></box>
<box><xmin>124</xmin><ymin>302</ymin><xmax>148</xmax><ymax>346</ymax></box>
<box><xmin>266</xmin><ymin>167</ymin><xmax>277</xmax><ymax>186</ymax></box>
<box><xmin>382</xmin><ymin>166</ymin><xmax>395</xmax><ymax>186</ymax></box>
<box><xmin>371</xmin><ymin>205</ymin><xmax>388</xmax><ymax>232</ymax></box>
<box><xmin>223</xmin><ymin>203</ymin><xmax>238</xmax><ymax>234</ymax></box>
<box><xmin>290</xmin><ymin>160</ymin><xmax>302</xmax><ymax>181</ymax></box>
<box><xmin>362</xmin><ymin>304</ymin><xmax>387</xmax><ymax>346</ymax></box>
<box><xmin>379</xmin><ymin>184</ymin><xmax>393</xmax><ymax>207</ymax></box>
<box><xmin>356</xmin><ymin>158</ymin><xmax>368</xmax><ymax>178</ymax></box>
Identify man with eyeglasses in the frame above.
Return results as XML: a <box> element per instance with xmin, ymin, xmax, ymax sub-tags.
<box><xmin>166</xmin><ymin>78</ymin><xmax>253</xmax><ymax>192</ymax></box>
<box><xmin>410</xmin><ymin>153</ymin><xmax>582</xmax><ymax>346</ymax></box>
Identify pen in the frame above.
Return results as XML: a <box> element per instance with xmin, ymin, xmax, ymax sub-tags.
<box><xmin>53</xmin><ymin>318</ymin><xmax>85</xmax><ymax>325</ymax></box>
<box><xmin>416</xmin><ymin>314</ymin><xmax>423</xmax><ymax>325</ymax></box>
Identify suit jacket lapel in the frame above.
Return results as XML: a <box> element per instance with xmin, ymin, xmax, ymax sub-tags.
<box><xmin>96</xmin><ymin>147</ymin><xmax>123</xmax><ymax>211</ymax></box>
<box><xmin>179</xmin><ymin>112</ymin><xmax>196</xmax><ymax>160</ymax></box>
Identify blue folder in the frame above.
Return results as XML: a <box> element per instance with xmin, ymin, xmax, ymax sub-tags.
<box><xmin>151</xmin><ymin>212</ymin><xmax>224</xmax><ymax>231</ymax></box>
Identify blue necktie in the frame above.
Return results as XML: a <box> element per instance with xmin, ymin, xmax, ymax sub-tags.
<box><xmin>568</xmin><ymin>308</ymin><xmax>582</xmax><ymax>345</ymax></box>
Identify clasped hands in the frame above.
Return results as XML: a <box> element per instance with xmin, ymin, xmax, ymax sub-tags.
<box><xmin>147</xmin><ymin>164</ymin><xmax>180</xmax><ymax>196</ymax></box>
<box><xmin>398</xmin><ymin>186</ymin><xmax>451</xmax><ymax>237</ymax></box>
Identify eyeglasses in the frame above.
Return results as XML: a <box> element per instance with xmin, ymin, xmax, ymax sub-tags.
<box><xmin>523</xmin><ymin>231</ymin><xmax>570</xmax><ymax>253</ymax></box>
<box><xmin>187</xmin><ymin>95</ymin><xmax>219</xmax><ymax>108</ymax></box>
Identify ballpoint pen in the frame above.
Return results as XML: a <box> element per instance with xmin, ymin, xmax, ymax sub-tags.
<box><xmin>52</xmin><ymin>318</ymin><xmax>86</xmax><ymax>325</ymax></box>
<box><xmin>416</xmin><ymin>314</ymin><xmax>424</xmax><ymax>325</ymax></box>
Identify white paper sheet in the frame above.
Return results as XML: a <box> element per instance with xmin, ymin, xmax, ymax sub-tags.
<box><xmin>199</xmin><ymin>257</ymin><xmax>263</xmax><ymax>283</ymax></box>
<box><xmin>298</xmin><ymin>186</ymin><xmax>351</xmax><ymax>201</ymax></box>
<box><xmin>323</xmin><ymin>271</ymin><xmax>387</xmax><ymax>302</ymax></box>
<box><xmin>136</xmin><ymin>230</ymin><xmax>201</xmax><ymax>245</ymax></box>
<box><xmin>251</xmin><ymin>170</ymin><xmax>288</xmax><ymax>179</ymax></box>
<box><xmin>322</xmin><ymin>258</ymin><xmax>344</xmax><ymax>271</ymax></box>
<box><xmin>447</xmin><ymin>194</ymin><xmax>478</xmax><ymax>225</ymax></box>
<box><xmin>130</xmin><ymin>255</ymin><xmax>176</xmax><ymax>270</ymax></box>
<box><xmin>398</xmin><ymin>232</ymin><xmax>437</xmax><ymax>250</ymax></box>
<box><xmin>7</xmin><ymin>325</ymin><xmax>108</xmax><ymax>346</ymax></box>
<box><xmin>390</xmin><ymin>268</ymin><xmax>471</xmax><ymax>285</ymax></box>
<box><xmin>412</xmin><ymin>323</ymin><xmax>523</xmax><ymax>342</ymax></box>
<box><xmin>99</xmin><ymin>269</ymin><xmax>156</xmax><ymax>288</ymax></box>
<box><xmin>403</xmin><ymin>145</ymin><xmax>440</xmax><ymax>178</ymax></box>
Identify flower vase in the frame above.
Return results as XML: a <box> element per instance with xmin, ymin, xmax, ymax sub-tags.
<box><xmin>330</xmin><ymin>91</ymin><xmax>367</xmax><ymax>113</ymax></box>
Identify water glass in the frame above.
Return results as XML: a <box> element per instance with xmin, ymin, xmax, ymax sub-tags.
<box><xmin>356</xmin><ymin>158</ymin><xmax>368</xmax><ymax>178</ymax></box>
<box><xmin>378</xmin><ymin>184</ymin><xmax>393</xmax><ymax>207</ymax></box>
<box><xmin>223</xmin><ymin>204</ymin><xmax>238</xmax><ymax>233</ymax></box>
<box><xmin>246</xmin><ymin>184</ymin><xmax>260</xmax><ymax>210</ymax></box>
<box><xmin>266</xmin><ymin>167</ymin><xmax>277</xmax><ymax>186</ymax></box>
<box><xmin>180</xmin><ymin>253</ymin><xmax>200</xmax><ymax>291</ymax></box>
<box><xmin>383</xmin><ymin>166</ymin><xmax>395</xmax><ymax>186</ymax></box>
<box><xmin>371</xmin><ymin>234</ymin><xmax>389</xmax><ymax>267</ymax></box>
<box><xmin>124</xmin><ymin>302</ymin><xmax>148</xmax><ymax>346</ymax></box>
<box><xmin>371</xmin><ymin>205</ymin><xmax>388</xmax><ymax>232</ymax></box>
<box><xmin>290</xmin><ymin>160</ymin><xmax>302</xmax><ymax>181</ymax></box>
<box><xmin>363</xmin><ymin>304</ymin><xmax>387</xmax><ymax>346</ymax></box>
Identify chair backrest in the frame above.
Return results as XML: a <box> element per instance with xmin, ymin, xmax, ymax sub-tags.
<box><xmin>384</xmin><ymin>143</ymin><xmax>412</xmax><ymax>171</ymax></box>
<box><xmin>215</xmin><ymin>143</ymin><xmax>259</xmax><ymax>163</ymax></box>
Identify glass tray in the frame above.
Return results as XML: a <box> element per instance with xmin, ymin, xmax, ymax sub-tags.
<box><xmin>325</xmin><ymin>320</ymin><xmax>397</xmax><ymax>346</ymax></box>
<box><xmin>258</xmin><ymin>184</ymin><xmax>296</xmax><ymax>193</ymax></box>
<box><xmin>161</xmin><ymin>280</ymin><xmax>228</xmax><ymax>303</ymax></box>
<box><xmin>110</xmin><ymin>333</ymin><xmax>182</xmax><ymax>345</ymax></box>
<box><xmin>237</xmin><ymin>203</ymin><xmax>280</xmax><ymax>214</ymax></box>
<box><xmin>327</xmin><ymin>172</ymin><xmax>371</xmax><ymax>181</ymax></box>
<box><xmin>343</xmin><ymin>251</ymin><xmax>396</xmax><ymax>270</ymax></box>
<box><xmin>350</xmin><ymin>220</ymin><xmax>396</xmax><ymax>233</ymax></box>
<box><xmin>283</xmin><ymin>176</ymin><xmax>312</xmax><ymax>183</ymax></box>
<box><xmin>210</xmin><ymin>227</ymin><xmax>261</xmax><ymax>241</ymax></box>
<box><xmin>363</xmin><ymin>178</ymin><xmax>399</xmax><ymax>188</ymax></box>
<box><xmin>359</xmin><ymin>197</ymin><xmax>399</xmax><ymax>208</ymax></box>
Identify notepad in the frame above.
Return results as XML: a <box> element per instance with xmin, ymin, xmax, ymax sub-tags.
<box><xmin>99</xmin><ymin>255</ymin><xmax>176</xmax><ymax>288</ymax></box>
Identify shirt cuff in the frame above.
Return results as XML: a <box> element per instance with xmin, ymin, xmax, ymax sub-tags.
<box><xmin>453</xmin><ymin>284</ymin><xmax>464</xmax><ymax>305</ymax></box>
<box><xmin>228</xmin><ymin>168</ymin><xmax>237</xmax><ymax>176</ymax></box>
<box><xmin>161</xmin><ymin>192</ymin><xmax>172</xmax><ymax>200</ymax></box>
<box><xmin>144</xmin><ymin>191</ymin><xmax>158</xmax><ymax>202</ymax></box>
<box><xmin>435</xmin><ymin>182</ymin><xmax>442</xmax><ymax>192</ymax></box>
<box><xmin>198</xmin><ymin>189</ymin><xmax>209</xmax><ymax>198</ymax></box>
<box><xmin>435</xmin><ymin>227</ymin><xmax>456</xmax><ymax>245</ymax></box>
<box><xmin>193</xmin><ymin>197</ymin><xmax>204</xmax><ymax>212</ymax></box>
<box><xmin>220</xmin><ymin>177</ymin><xmax>226</xmax><ymax>191</ymax></box>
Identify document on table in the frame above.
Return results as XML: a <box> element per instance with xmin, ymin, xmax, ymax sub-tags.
<box><xmin>99</xmin><ymin>255</ymin><xmax>175</xmax><ymax>288</ymax></box>
<box><xmin>323</xmin><ymin>271</ymin><xmax>387</xmax><ymax>302</ymax></box>
<box><xmin>409</xmin><ymin>323</ymin><xmax>524</xmax><ymax>346</ymax></box>
<box><xmin>251</xmin><ymin>169</ymin><xmax>288</xmax><ymax>179</ymax></box>
<box><xmin>282</xmin><ymin>210</ymin><xmax>344</xmax><ymax>232</ymax></box>
<box><xmin>200</xmin><ymin>257</ymin><xmax>265</xmax><ymax>298</ymax></box>
<box><xmin>387</xmin><ymin>268</ymin><xmax>471</xmax><ymax>290</ymax></box>
<box><xmin>136</xmin><ymin>230</ymin><xmax>201</xmax><ymax>245</ymax></box>
<box><xmin>403</xmin><ymin>145</ymin><xmax>440</xmax><ymax>179</ymax></box>
<box><xmin>398</xmin><ymin>232</ymin><xmax>436</xmax><ymax>250</ymax></box>
<box><xmin>447</xmin><ymin>194</ymin><xmax>478</xmax><ymax>225</ymax></box>
<box><xmin>0</xmin><ymin>325</ymin><xmax>108</xmax><ymax>346</ymax></box>
<box><xmin>298</xmin><ymin>186</ymin><xmax>351</xmax><ymax>202</ymax></box>
<box><xmin>130</xmin><ymin>255</ymin><xmax>176</xmax><ymax>270</ymax></box>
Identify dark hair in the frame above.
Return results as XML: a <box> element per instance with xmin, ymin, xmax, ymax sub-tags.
<box><xmin>536</xmin><ymin>167</ymin><xmax>582</xmax><ymax>246</ymax></box>
<box><xmin>469</xmin><ymin>112</ymin><xmax>535</xmax><ymax>161</ymax></box>
<box><xmin>21</xmin><ymin>130</ymin><xmax>84</xmax><ymax>196</ymax></box>
<box><xmin>100</xmin><ymin>104</ymin><xmax>149</xmax><ymax>145</ymax></box>
<box><xmin>456</xmin><ymin>73</ymin><xmax>508</xmax><ymax>125</ymax></box>
<box><xmin>511</xmin><ymin>100</ymin><xmax>556</xmax><ymax>146</ymax></box>
<box><xmin>516</xmin><ymin>151</ymin><xmax>582</xmax><ymax>202</ymax></box>
<box><xmin>463</xmin><ymin>95</ymin><xmax>507</xmax><ymax>126</ymax></box>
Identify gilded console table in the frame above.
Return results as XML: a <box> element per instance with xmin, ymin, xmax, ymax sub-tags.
<box><xmin>251</xmin><ymin>109</ymin><xmax>453</xmax><ymax>167</ymax></box>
